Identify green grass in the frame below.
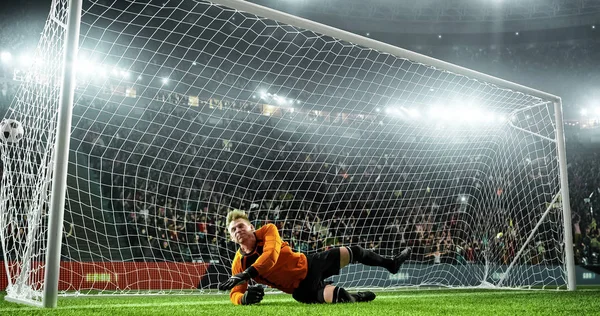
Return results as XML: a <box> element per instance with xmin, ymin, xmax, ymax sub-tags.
<box><xmin>1</xmin><ymin>289</ymin><xmax>600</xmax><ymax>315</ymax></box>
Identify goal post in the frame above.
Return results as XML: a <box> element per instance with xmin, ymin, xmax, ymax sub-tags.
<box><xmin>2</xmin><ymin>0</ymin><xmax>83</xmax><ymax>308</ymax></box>
<box><xmin>554</xmin><ymin>100</ymin><xmax>576</xmax><ymax>290</ymax></box>
<box><xmin>43</xmin><ymin>0</ymin><xmax>83</xmax><ymax>309</ymax></box>
<box><xmin>0</xmin><ymin>0</ymin><xmax>575</xmax><ymax>308</ymax></box>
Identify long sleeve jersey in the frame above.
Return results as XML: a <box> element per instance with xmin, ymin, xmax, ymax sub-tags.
<box><xmin>229</xmin><ymin>223</ymin><xmax>308</xmax><ymax>305</ymax></box>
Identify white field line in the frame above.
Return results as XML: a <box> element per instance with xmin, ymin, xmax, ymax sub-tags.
<box><xmin>0</xmin><ymin>291</ymin><xmax>538</xmax><ymax>312</ymax></box>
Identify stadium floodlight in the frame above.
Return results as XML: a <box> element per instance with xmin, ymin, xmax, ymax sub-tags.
<box><xmin>0</xmin><ymin>0</ymin><xmax>575</xmax><ymax>309</ymax></box>
<box><xmin>461</xmin><ymin>108</ymin><xmax>478</xmax><ymax>123</ymax></box>
<box><xmin>388</xmin><ymin>107</ymin><xmax>401</xmax><ymax>116</ymax></box>
<box><xmin>481</xmin><ymin>112</ymin><xmax>495</xmax><ymax>123</ymax></box>
<box><xmin>161</xmin><ymin>77</ymin><xmax>169</xmax><ymax>85</ymax></box>
<box><xmin>0</xmin><ymin>51</ymin><xmax>12</xmax><ymax>63</ymax></box>
<box><xmin>403</xmin><ymin>107</ymin><xmax>420</xmax><ymax>119</ymax></box>
<box><xmin>75</xmin><ymin>58</ymin><xmax>94</xmax><ymax>76</ymax></box>
<box><xmin>18</xmin><ymin>54</ymin><xmax>33</xmax><ymax>67</ymax></box>
<box><xmin>428</xmin><ymin>107</ymin><xmax>441</xmax><ymax>118</ymax></box>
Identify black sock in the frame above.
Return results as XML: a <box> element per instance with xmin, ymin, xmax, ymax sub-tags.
<box><xmin>347</xmin><ymin>246</ymin><xmax>393</xmax><ymax>271</ymax></box>
<box><xmin>332</xmin><ymin>287</ymin><xmax>355</xmax><ymax>303</ymax></box>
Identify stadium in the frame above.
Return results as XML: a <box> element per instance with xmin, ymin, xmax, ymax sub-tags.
<box><xmin>0</xmin><ymin>0</ymin><xmax>600</xmax><ymax>314</ymax></box>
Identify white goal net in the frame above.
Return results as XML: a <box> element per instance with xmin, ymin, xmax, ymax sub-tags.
<box><xmin>0</xmin><ymin>0</ymin><xmax>573</xmax><ymax>306</ymax></box>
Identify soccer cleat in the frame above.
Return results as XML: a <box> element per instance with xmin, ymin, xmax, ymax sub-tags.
<box><xmin>352</xmin><ymin>291</ymin><xmax>376</xmax><ymax>303</ymax></box>
<box><xmin>389</xmin><ymin>247</ymin><xmax>412</xmax><ymax>274</ymax></box>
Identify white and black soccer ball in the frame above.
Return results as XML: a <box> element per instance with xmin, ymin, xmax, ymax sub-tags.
<box><xmin>0</xmin><ymin>119</ymin><xmax>25</xmax><ymax>143</ymax></box>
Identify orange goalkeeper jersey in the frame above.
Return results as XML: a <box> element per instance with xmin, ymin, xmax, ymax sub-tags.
<box><xmin>229</xmin><ymin>223</ymin><xmax>308</xmax><ymax>305</ymax></box>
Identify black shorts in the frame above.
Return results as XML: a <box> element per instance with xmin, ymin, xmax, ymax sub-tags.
<box><xmin>292</xmin><ymin>247</ymin><xmax>342</xmax><ymax>304</ymax></box>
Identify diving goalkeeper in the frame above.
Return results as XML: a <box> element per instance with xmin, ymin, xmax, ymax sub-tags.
<box><xmin>218</xmin><ymin>210</ymin><xmax>411</xmax><ymax>305</ymax></box>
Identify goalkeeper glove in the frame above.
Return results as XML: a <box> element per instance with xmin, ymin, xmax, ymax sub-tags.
<box><xmin>241</xmin><ymin>285</ymin><xmax>265</xmax><ymax>305</ymax></box>
<box><xmin>218</xmin><ymin>271</ymin><xmax>252</xmax><ymax>291</ymax></box>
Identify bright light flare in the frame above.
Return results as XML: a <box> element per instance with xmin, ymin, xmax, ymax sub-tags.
<box><xmin>401</xmin><ymin>107</ymin><xmax>420</xmax><ymax>118</ymax></box>
<box><xmin>18</xmin><ymin>54</ymin><xmax>33</xmax><ymax>67</ymax></box>
<box><xmin>259</xmin><ymin>89</ymin><xmax>267</xmax><ymax>99</ymax></box>
<box><xmin>385</xmin><ymin>107</ymin><xmax>401</xmax><ymax>116</ymax></box>
<box><xmin>98</xmin><ymin>68</ymin><xmax>108</xmax><ymax>78</ymax></box>
<box><xmin>76</xmin><ymin>58</ymin><xmax>97</xmax><ymax>76</ymax></box>
<box><xmin>428</xmin><ymin>104</ymin><xmax>507</xmax><ymax>125</ymax></box>
<box><xmin>0</xmin><ymin>51</ymin><xmax>11</xmax><ymax>64</ymax></box>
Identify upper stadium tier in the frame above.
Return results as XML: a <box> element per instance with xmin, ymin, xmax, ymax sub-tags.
<box><xmin>250</xmin><ymin>0</ymin><xmax>600</xmax><ymax>34</ymax></box>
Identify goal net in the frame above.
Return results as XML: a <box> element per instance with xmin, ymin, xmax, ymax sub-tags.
<box><xmin>0</xmin><ymin>0</ymin><xmax>573</xmax><ymax>306</ymax></box>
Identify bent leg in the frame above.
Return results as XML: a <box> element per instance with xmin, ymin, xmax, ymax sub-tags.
<box><xmin>346</xmin><ymin>245</ymin><xmax>412</xmax><ymax>274</ymax></box>
<box><xmin>347</xmin><ymin>245</ymin><xmax>393</xmax><ymax>271</ymax></box>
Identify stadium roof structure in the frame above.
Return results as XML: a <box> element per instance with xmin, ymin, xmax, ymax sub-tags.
<box><xmin>250</xmin><ymin>0</ymin><xmax>600</xmax><ymax>34</ymax></box>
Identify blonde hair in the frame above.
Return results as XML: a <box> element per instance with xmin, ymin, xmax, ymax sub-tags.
<box><xmin>226</xmin><ymin>209</ymin><xmax>250</xmax><ymax>227</ymax></box>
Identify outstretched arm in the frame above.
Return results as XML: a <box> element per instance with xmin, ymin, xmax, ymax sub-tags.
<box><xmin>226</xmin><ymin>263</ymin><xmax>267</xmax><ymax>306</ymax></box>
<box><xmin>226</xmin><ymin>254</ymin><xmax>248</xmax><ymax>305</ymax></box>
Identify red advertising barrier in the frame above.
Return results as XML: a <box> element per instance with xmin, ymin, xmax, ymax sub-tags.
<box><xmin>0</xmin><ymin>261</ymin><xmax>210</xmax><ymax>291</ymax></box>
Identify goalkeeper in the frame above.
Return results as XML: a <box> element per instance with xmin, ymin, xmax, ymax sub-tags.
<box><xmin>218</xmin><ymin>210</ymin><xmax>411</xmax><ymax>305</ymax></box>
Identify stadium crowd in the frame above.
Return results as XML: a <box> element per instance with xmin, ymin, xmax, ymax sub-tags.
<box><xmin>0</xmin><ymin>7</ymin><xmax>599</xmax><ymax>268</ymax></box>
<box><xmin>68</xmin><ymin>91</ymin><xmax>596</xmax><ymax>266</ymax></box>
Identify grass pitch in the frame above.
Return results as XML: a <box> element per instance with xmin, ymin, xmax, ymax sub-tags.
<box><xmin>1</xmin><ymin>288</ymin><xmax>599</xmax><ymax>315</ymax></box>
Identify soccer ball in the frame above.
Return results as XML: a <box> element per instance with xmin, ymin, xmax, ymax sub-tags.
<box><xmin>0</xmin><ymin>119</ymin><xmax>24</xmax><ymax>143</ymax></box>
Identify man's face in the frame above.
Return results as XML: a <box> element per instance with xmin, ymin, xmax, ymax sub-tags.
<box><xmin>228</xmin><ymin>218</ymin><xmax>254</xmax><ymax>244</ymax></box>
